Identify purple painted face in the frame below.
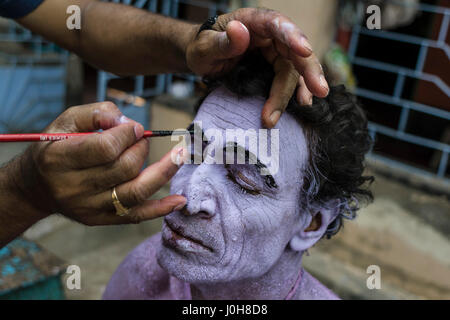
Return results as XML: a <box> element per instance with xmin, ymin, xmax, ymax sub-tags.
<box><xmin>157</xmin><ymin>86</ymin><xmax>311</xmax><ymax>283</ymax></box>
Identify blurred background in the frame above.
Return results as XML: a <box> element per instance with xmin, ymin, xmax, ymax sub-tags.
<box><xmin>0</xmin><ymin>0</ymin><xmax>448</xmax><ymax>299</ymax></box>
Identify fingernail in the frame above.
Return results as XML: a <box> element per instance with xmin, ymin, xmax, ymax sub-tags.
<box><xmin>238</xmin><ymin>21</ymin><xmax>248</xmax><ymax>33</ymax></box>
<box><xmin>270</xmin><ymin>110</ymin><xmax>281</xmax><ymax>126</ymax></box>
<box><xmin>134</xmin><ymin>124</ymin><xmax>144</xmax><ymax>140</ymax></box>
<box><xmin>173</xmin><ymin>147</ymin><xmax>186</xmax><ymax>167</ymax></box>
<box><xmin>218</xmin><ymin>31</ymin><xmax>230</xmax><ymax>48</ymax></box>
<box><xmin>301</xmin><ymin>37</ymin><xmax>313</xmax><ymax>53</ymax></box>
<box><xmin>119</xmin><ymin>115</ymin><xmax>130</xmax><ymax>124</ymax></box>
<box><xmin>174</xmin><ymin>201</ymin><xmax>186</xmax><ymax>211</ymax></box>
<box><xmin>320</xmin><ymin>75</ymin><xmax>329</xmax><ymax>93</ymax></box>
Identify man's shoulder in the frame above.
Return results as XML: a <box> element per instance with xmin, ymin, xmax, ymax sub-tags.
<box><xmin>103</xmin><ymin>233</ymin><xmax>183</xmax><ymax>300</ymax></box>
<box><xmin>296</xmin><ymin>270</ymin><xmax>340</xmax><ymax>300</ymax></box>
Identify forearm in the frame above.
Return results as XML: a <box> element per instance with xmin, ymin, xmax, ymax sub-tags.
<box><xmin>78</xmin><ymin>2</ymin><xmax>198</xmax><ymax>75</ymax></box>
<box><xmin>0</xmin><ymin>149</ymin><xmax>50</xmax><ymax>247</ymax></box>
<box><xmin>19</xmin><ymin>0</ymin><xmax>198</xmax><ymax>76</ymax></box>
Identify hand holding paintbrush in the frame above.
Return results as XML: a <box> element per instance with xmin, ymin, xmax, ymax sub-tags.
<box><xmin>0</xmin><ymin>102</ymin><xmax>189</xmax><ymax>247</ymax></box>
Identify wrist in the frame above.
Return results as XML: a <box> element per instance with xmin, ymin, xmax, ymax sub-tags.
<box><xmin>6</xmin><ymin>147</ymin><xmax>52</xmax><ymax>219</ymax></box>
<box><xmin>0</xmin><ymin>148</ymin><xmax>51</xmax><ymax>245</ymax></box>
<box><xmin>181</xmin><ymin>23</ymin><xmax>201</xmax><ymax>72</ymax></box>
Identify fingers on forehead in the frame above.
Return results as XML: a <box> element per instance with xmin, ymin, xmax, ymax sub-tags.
<box><xmin>226</xmin><ymin>21</ymin><xmax>250</xmax><ymax>55</ymax></box>
<box><xmin>214</xmin><ymin>24</ymin><xmax>249</xmax><ymax>60</ymax></box>
<box><xmin>297</xmin><ymin>76</ymin><xmax>313</xmax><ymax>106</ymax></box>
<box><xmin>292</xmin><ymin>55</ymin><xmax>329</xmax><ymax>98</ymax></box>
<box><xmin>260</xmin><ymin>44</ymin><xmax>277</xmax><ymax>64</ymax></box>
<box><xmin>261</xmin><ymin>58</ymin><xmax>298</xmax><ymax>127</ymax></box>
<box><xmin>264</xmin><ymin>13</ymin><xmax>308</xmax><ymax>53</ymax></box>
<box><xmin>230</xmin><ymin>8</ymin><xmax>310</xmax><ymax>58</ymax></box>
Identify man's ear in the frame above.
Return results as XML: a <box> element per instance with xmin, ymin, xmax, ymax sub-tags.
<box><xmin>290</xmin><ymin>204</ymin><xmax>340</xmax><ymax>252</ymax></box>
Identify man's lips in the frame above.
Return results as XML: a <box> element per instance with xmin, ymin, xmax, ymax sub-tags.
<box><xmin>164</xmin><ymin>220</ymin><xmax>213</xmax><ymax>252</ymax></box>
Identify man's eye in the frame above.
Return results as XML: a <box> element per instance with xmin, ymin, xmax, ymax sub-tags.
<box><xmin>226</xmin><ymin>172</ymin><xmax>260</xmax><ymax>196</ymax></box>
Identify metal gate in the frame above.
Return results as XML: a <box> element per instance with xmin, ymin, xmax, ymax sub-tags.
<box><xmin>347</xmin><ymin>1</ymin><xmax>449</xmax><ymax>186</ymax></box>
<box><xmin>0</xmin><ymin>18</ymin><xmax>68</xmax><ymax>132</ymax></box>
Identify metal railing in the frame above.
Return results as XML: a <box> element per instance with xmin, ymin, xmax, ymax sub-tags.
<box><xmin>0</xmin><ymin>18</ymin><xmax>68</xmax><ymax>132</ymax></box>
<box><xmin>347</xmin><ymin>1</ymin><xmax>449</xmax><ymax>184</ymax></box>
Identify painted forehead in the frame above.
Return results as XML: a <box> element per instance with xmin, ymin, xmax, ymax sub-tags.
<box><xmin>196</xmin><ymin>86</ymin><xmax>264</xmax><ymax>130</ymax></box>
<box><xmin>195</xmin><ymin>86</ymin><xmax>309</xmax><ymax>182</ymax></box>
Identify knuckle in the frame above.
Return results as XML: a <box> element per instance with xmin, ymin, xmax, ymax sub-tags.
<box><xmin>288</xmin><ymin>67</ymin><xmax>300</xmax><ymax>80</ymax></box>
<box><xmin>128</xmin><ymin>213</ymin><xmax>142</xmax><ymax>224</ymax></box>
<box><xmin>51</xmin><ymin>107</ymin><xmax>77</xmax><ymax>130</ymax></box>
<box><xmin>62</xmin><ymin>106</ymin><xmax>77</xmax><ymax>118</ymax></box>
<box><xmin>99</xmin><ymin>101</ymin><xmax>118</xmax><ymax>113</ymax></box>
<box><xmin>158</xmin><ymin>163</ymin><xmax>176</xmax><ymax>182</ymax></box>
<box><xmin>268</xmin><ymin>10</ymin><xmax>282</xmax><ymax>21</ymax></box>
<box><xmin>256</xmin><ymin>7</ymin><xmax>275</xmax><ymax>14</ymax></box>
<box><xmin>277</xmin><ymin>59</ymin><xmax>299</xmax><ymax>79</ymax></box>
<box><xmin>37</xmin><ymin>151</ymin><xmax>53</xmax><ymax>171</ymax></box>
<box><xmin>130</xmin><ymin>185</ymin><xmax>148</xmax><ymax>204</ymax></box>
<box><xmin>98</xmin><ymin>134</ymin><xmax>121</xmax><ymax>162</ymax></box>
<box><xmin>119</xmin><ymin>154</ymin><xmax>140</xmax><ymax>180</ymax></box>
<box><xmin>196</xmin><ymin>39</ymin><xmax>212</xmax><ymax>58</ymax></box>
<box><xmin>36</xmin><ymin>149</ymin><xmax>59</xmax><ymax>173</ymax></box>
<box><xmin>51</xmin><ymin>188</ymin><xmax>65</xmax><ymax>203</ymax></box>
<box><xmin>52</xmin><ymin>184</ymin><xmax>79</xmax><ymax>205</ymax></box>
<box><xmin>249</xmin><ymin>7</ymin><xmax>265</xmax><ymax>18</ymax></box>
<box><xmin>87</xmin><ymin>176</ymin><xmax>103</xmax><ymax>192</ymax></box>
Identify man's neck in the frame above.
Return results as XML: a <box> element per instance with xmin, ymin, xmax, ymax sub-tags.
<box><xmin>190</xmin><ymin>248</ymin><xmax>303</xmax><ymax>300</ymax></box>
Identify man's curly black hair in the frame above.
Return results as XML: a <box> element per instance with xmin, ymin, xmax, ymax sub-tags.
<box><xmin>198</xmin><ymin>51</ymin><xmax>374</xmax><ymax>238</ymax></box>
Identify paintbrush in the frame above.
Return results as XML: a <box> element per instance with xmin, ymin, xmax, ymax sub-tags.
<box><xmin>0</xmin><ymin>130</ymin><xmax>194</xmax><ymax>142</ymax></box>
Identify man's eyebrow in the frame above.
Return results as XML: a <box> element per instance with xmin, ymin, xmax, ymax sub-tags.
<box><xmin>224</xmin><ymin>142</ymin><xmax>278</xmax><ymax>189</ymax></box>
<box><xmin>187</xmin><ymin>123</ymin><xmax>207</xmax><ymax>142</ymax></box>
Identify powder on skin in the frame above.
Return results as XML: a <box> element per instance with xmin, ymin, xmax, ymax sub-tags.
<box><xmin>103</xmin><ymin>86</ymin><xmax>339</xmax><ymax>300</ymax></box>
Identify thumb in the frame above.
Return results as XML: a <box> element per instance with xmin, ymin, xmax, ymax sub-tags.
<box><xmin>211</xmin><ymin>20</ymin><xmax>250</xmax><ymax>60</ymax></box>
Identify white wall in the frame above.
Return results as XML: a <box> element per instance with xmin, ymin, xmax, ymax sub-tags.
<box><xmin>256</xmin><ymin>0</ymin><xmax>338</xmax><ymax>59</ymax></box>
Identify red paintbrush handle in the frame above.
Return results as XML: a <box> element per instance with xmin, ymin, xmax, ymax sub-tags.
<box><xmin>0</xmin><ymin>131</ymin><xmax>156</xmax><ymax>142</ymax></box>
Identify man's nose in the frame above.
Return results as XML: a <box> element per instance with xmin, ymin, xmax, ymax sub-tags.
<box><xmin>182</xmin><ymin>168</ymin><xmax>217</xmax><ymax>219</ymax></box>
<box><xmin>181</xmin><ymin>197</ymin><xmax>216</xmax><ymax>219</ymax></box>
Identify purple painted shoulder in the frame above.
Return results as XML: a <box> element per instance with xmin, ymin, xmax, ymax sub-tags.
<box><xmin>295</xmin><ymin>270</ymin><xmax>340</xmax><ymax>300</ymax></box>
<box><xmin>103</xmin><ymin>233</ymin><xmax>178</xmax><ymax>300</ymax></box>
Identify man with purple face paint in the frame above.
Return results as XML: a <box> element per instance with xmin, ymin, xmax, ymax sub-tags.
<box><xmin>0</xmin><ymin>1</ymin><xmax>330</xmax><ymax>247</ymax></box>
<box><xmin>103</xmin><ymin>53</ymin><xmax>374</xmax><ymax>300</ymax></box>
